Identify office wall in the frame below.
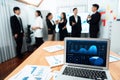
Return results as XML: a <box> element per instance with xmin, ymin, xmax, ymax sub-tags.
<box><xmin>111</xmin><ymin>22</ymin><xmax>120</xmax><ymax>53</ymax></box>
<box><xmin>39</xmin><ymin>0</ymin><xmax>88</xmax><ymax>14</ymax></box>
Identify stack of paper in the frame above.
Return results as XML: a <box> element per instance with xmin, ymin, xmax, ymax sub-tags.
<box><xmin>9</xmin><ymin>65</ymin><xmax>52</xmax><ymax>80</ymax></box>
<box><xmin>109</xmin><ymin>55</ymin><xmax>120</xmax><ymax>62</ymax></box>
<box><xmin>43</xmin><ymin>45</ymin><xmax>64</xmax><ymax>52</ymax></box>
<box><xmin>46</xmin><ymin>54</ymin><xmax>64</xmax><ymax>67</ymax></box>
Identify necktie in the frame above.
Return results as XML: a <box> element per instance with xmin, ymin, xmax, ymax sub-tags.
<box><xmin>18</xmin><ymin>17</ymin><xmax>23</xmax><ymax>33</ymax></box>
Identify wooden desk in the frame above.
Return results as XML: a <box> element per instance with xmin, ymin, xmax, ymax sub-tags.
<box><xmin>5</xmin><ymin>41</ymin><xmax>120</xmax><ymax>80</ymax></box>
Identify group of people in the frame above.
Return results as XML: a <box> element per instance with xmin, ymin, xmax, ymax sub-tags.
<box><xmin>10</xmin><ymin>4</ymin><xmax>101</xmax><ymax>58</ymax></box>
<box><xmin>45</xmin><ymin>4</ymin><xmax>101</xmax><ymax>40</ymax></box>
<box><xmin>46</xmin><ymin>12</ymin><xmax>68</xmax><ymax>41</ymax></box>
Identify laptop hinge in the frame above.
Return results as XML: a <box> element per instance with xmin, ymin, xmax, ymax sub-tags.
<box><xmin>68</xmin><ymin>64</ymin><xmax>104</xmax><ymax>70</ymax></box>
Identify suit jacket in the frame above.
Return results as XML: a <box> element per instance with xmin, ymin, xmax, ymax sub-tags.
<box><xmin>69</xmin><ymin>15</ymin><xmax>82</xmax><ymax>34</ymax></box>
<box><xmin>46</xmin><ymin>19</ymin><xmax>56</xmax><ymax>34</ymax></box>
<box><xmin>58</xmin><ymin>19</ymin><xmax>67</xmax><ymax>31</ymax></box>
<box><xmin>10</xmin><ymin>15</ymin><xmax>24</xmax><ymax>36</ymax></box>
<box><xmin>87</xmin><ymin>12</ymin><xmax>101</xmax><ymax>33</ymax></box>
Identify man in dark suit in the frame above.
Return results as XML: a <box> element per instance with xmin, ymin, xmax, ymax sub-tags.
<box><xmin>69</xmin><ymin>8</ymin><xmax>82</xmax><ymax>37</ymax></box>
<box><xmin>87</xmin><ymin>4</ymin><xmax>101</xmax><ymax>38</ymax></box>
<box><xmin>10</xmin><ymin>7</ymin><xmax>24</xmax><ymax>58</ymax></box>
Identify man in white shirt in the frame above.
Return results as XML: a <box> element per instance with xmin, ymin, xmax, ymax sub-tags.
<box><xmin>32</xmin><ymin>10</ymin><xmax>44</xmax><ymax>48</ymax></box>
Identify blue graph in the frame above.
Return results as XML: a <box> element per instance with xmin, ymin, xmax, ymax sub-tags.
<box><xmin>89</xmin><ymin>56</ymin><xmax>104</xmax><ymax>66</ymax></box>
<box><xmin>70</xmin><ymin>45</ymin><xmax>97</xmax><ymax>54</ymax></box>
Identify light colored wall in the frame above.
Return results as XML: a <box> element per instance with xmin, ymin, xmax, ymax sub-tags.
<box><xmin>111</xmin><ymin>22</ymin><xmax>120</xmax><ymax>53</ymax></box>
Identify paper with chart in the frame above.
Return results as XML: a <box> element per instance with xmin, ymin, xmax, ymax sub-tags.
<box><xmin>46</xmin><ymin>54</ymin><xmax>64</xmax><ymax>67</ymax></box>
<box><xmin>9</xmin><ymin>65</ymin><xmax>52</xmax><ymax>80</ymax></box>
<box><xmin>43</xmin><ymin>45</ymin><xmax>64</xmax><ymax>52</ymax></box>
<box><xmin>109</xmin><ymin>55</ymin><xmax>120</xmax><ymax>62</ymax></box>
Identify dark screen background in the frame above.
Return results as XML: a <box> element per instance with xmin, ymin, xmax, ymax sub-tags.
<box><xmin>66</xmin><ymin>40</ymin><xmax>107</xmax><ymax>67</ymax></box>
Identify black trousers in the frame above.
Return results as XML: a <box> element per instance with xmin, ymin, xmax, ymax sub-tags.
<box><xmin>15</xmin><ymin>33</ymin><xmax>23</xmax><ymax>57</ymax></box>
<box><xmin>90</xmin><ymin>32</ymin><xmax>98</xmax><ymax>38</ymax></box>
<box><xmin>59</xmin><ymin>29</ymin><xmax>68</xmax><ymax>41</ymax></box>
<box><xmin>90</xmin><ymin>30</ymin><xmax>99</xmax><ymax>38</ymax></box>
<box><xmin>35</xmin><ymin>37</ymin><xmax>44</xmax><ymax>48</ymax></box>
<box><xmin>71</xmin><ymin>32</ymin><xmax>81</xmax><ymax>37</ymax></box>
<box><xmin>89</xmin><ymin>26</ymin><xmax>99</xmax><ymax>38</ymax></box>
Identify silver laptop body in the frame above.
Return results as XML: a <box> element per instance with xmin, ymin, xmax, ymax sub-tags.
<box><xmin>56</xmin><ymin>38</ymin><xmax>112</xmax><ymax>80</ymax></box>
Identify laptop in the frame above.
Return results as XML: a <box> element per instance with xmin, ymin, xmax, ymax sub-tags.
<box><xmin>56</xmin><ymin>38</ymin><xmax>112</xmax><ymax>80</ymax></box>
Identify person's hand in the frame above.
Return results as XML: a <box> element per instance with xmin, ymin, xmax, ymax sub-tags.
<box><xmin>55</xmin><ymin>20</ymin><xmax>59</xmax><ymax>24</ymax></box>
<box><xmin>32</xmin><ymin>27</ymin><xmax>36</xmax><ymax>30</ymax></box>
<box><xmin>14</xmin><ymin>34</ymin><xmax>18</xmax><ymax>38</ymax></box>
<box><xmin>87</xmin><ymin>15</ymin><xmax>91</xmax><ymax>19</ymax></box>
<box><xmin>59</xmin><ymin>19</ymin><xmax>64</xmax><ymax>23</ymax></box>
<box><xmin>72</xmin><ymin>22</ymin><xmax>76</xmax><ymax>26</ymax></box>
<box><xmin>62</xmin><ymin>26</ymin><xmax>66</xmax><ymax>30</ymax></box>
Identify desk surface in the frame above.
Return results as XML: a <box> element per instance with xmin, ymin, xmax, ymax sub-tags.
<box><xmin>5</xmin><ymin>41</ymin><xmax>120</xmax><ymax>80</ymax></box>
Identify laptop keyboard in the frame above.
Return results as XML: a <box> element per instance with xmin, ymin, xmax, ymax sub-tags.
<box><xmin>62</xmin><ymin>67</ymin><xmax>107</xmax><ymax>79</ymax></box>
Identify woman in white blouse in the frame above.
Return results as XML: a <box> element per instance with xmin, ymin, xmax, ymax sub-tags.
<box><xmin>32</xmin><ymin>10</ymin><xmax>44</xmax><ymax>48</ymax></box>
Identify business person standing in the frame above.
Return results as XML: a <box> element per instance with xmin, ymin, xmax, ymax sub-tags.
<box><xmin>58</xmin><ymin>12</ymin><xmax>68</xmax><ymax>41</ymax></box>
<box><xmin>46</xmin><ymin>13</ymin><xmax>56</xmax><ymax>41</ymax></box>
<box><xmin>87</xmin><ymin>4</ymin><xmax>101</xmax><ymax>38</ymax></box>
<box><xmin>32</xmin><ymin>10</ymin><xmax>44</xmax><ymax>48</ymax></box>
<box><xmin>10</xmin><ymin>7</ymin><xmax>24</xmax><ymax>58</ymax></box>
<box><xmin>69</xmin><ymin>8</ymin><xmax>82</xmax><ymax>37</ymax></box>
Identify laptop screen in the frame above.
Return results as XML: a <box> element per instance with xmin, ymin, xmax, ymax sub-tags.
<box><xmin>66</xmin><ymin>39</ymin><xmax>108</xmax><ymax>67</ymax></box>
